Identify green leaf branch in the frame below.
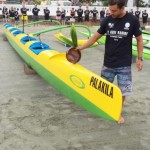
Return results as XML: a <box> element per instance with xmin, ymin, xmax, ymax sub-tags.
<box><xmin>59</xmin><ymin>24</ymin><xmax>78</xmax><ymax>47</ymax></box>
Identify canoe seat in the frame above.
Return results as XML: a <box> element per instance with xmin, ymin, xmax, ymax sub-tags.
<box><xmin>29</xmin><ymin>42</ymin><xmax>53</xmax><ymax>54</ymax></box>
<box><xmin>13</xmin><ymin>30</ymin><xmax>23</xmax><ymax>36</ymax></box>
<box><xmin>9</xmin><ymin>28</ymin><xmax>18</xmax><ymax>32</ymax></box>
<box><xmin>20</xmin><ymin>36</ymin><xmax>37</xmax><ymax>44</ymax></box>
<box><xmin>4</xmin><ymin>23</ymin><xmax>13</xmax><ymax>28</ymax></box>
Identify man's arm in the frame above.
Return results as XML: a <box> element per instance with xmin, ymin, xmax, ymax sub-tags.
<box><xmin>77</xmin><ymin>32</ymin><xmax>103</xmax><ymax>51</ymax></box>
<box><xmin>136</xmin><ymin>34</ymin><xmax>143</xmax><ymax>71</ymax></box>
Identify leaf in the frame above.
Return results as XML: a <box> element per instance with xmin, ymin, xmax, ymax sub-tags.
<box><xmin>59</xmin><ymin>34</ymin><xmax>74</xmax><ymax>46</ymax></box>
<box><xmin>70</xmin><ymin>24</ymin><xmax>78</xmax><ymax>47</ymax></box>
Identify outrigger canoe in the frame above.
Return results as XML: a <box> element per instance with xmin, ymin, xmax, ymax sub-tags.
<box><xmin>131</xmin><ymin>31</ymin><xmax>150</xmax><ymax>60</ymax></box>
<box><xmin>79</xmin><ymin>30</ymin><xmax>150</xmax><ymax>60</ymax></box>
<box><xmin>3</xmin><ymin>23</ymin><xmax>122</xmax><ymax>122</ymax></box>
<box><xmin>78</xmin><ymin>30</ymin><xmax>149</xmax><ymax>45</ymax></box>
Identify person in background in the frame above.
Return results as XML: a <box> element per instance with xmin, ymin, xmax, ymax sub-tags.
<box><xmin>84</xmin><ymin>6</ymin><xmax>90</xmax><ymax>26</ymax></box>
<box><xmin>129</xmin><ymin>8</ymin><xmax>134</xmax><ymax>14</ymax></box>
<box><xmin>70</xmin><ymin>8</ymin><xmax>76</xmax><ymax>24</ymax></box>
<box><xmin>9</xmin><ymin>6</ymin><xmax>15</xmax><ymax>24</ymax></box>
<box><xmin>21</xmin><ymin>5</ymin><xmax>28</xmax><ymax>24</ymax></box>
<box><xmin>61</xmin><ymin>8</ymin><xmax>66</xmax><ymax>25</ymax></box>
<box><xmin>14</xmin><ymin>8</ymin><xmax>20</xmax><ymax>27</ymax></box>
<box><xmin>77</xmin><ymin>5</ymin><xmax>83</xmax><ymax>23</ymax></box>
<box><xmin>44</xmin><ymin>7</ymin><xmax>50</xmax><ymax>25</ymax></box>
<box><xmin>106</xmin><ymin>9</ymin><xmax>111</xmax><ymax>17</ymax></box>
<box><xmin>56</xmin><ymin>7</ymin><xmax>61</xmax><ymax>21</ymax></box>
<box><xmin>75</xmin><ymin>0</ymin><xmax>81</xmax><ymax>6</ymax></box>
<box><xmin>100</xmin><ymin>8</ymin><xmax>105</xmax><ymax>24</ymax></box>
<box><xmin>75</xmin><ymin>0</ymin><xmax>143</xmax><ymax>124</ymax></box>
<box><xmin>135</xmin><ymin>8</ymin><xmax>141</xmax><ymax>20</ymax></box>
<box><xmin>2</xmin><ymin>6</ymin><xmax>6</xmax><ymax>22</ymax></box>
<box><xmin>100</xmin><ymin>8</ymin><xmax>105</xmax><ymax>19</ymax></box>
<box><xmin>2</xmin><ymin>6</ymin><xmax>9</xmax><ymax>23</ymax></box>
<box><xmin>142</xmin><ymin>10</ymin><xmax>148</xmax><ymax>26</ymax></box>
<box><xmin>91</xmin><ymin>7</ymin><xmax>98</xmax><ymax>25</ymax></box>
<box><xmin>32</xmin><ymin>5</ymin><xmax>40</xmax><ymax>27</ymax></box>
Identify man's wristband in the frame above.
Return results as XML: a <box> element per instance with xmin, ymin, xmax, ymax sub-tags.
<box><xmin>138</xmin><ymin>57</ymin><xmax>144</xmax><ymax>61</ymax></box>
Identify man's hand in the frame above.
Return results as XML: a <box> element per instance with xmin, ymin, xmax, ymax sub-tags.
<box><xmin>136</xmin><ymin>60</ymin><xmax>143</xmax><ymax>71</ymax></box>
<box><xmin>75</xmin><ymin>46</ymin><xmax>82</xmax><ymax>52</ymax></box>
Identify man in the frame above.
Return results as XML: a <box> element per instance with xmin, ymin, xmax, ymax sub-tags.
<box><xmin>2</xmin><ymin>6</ymin><xmax>9</xmax><ymax>23</ymax></box>
<box><xmin>70</xmin><ymin>8</ymin><xmax>76</xmax><ymax>24</ymax></box>
<box><xmin>84</xmin><ymin>6</ymin><xmax>90</xmax><ymax>26</ymax></box>
<box><xmin>100</xmin><ymin>8</ymin><xmax>105</xmax><ymax>24</ymax></box>
<box><xmin>142</xmin><ymin>10</ymin><xmax>148</xmax><ymax>26</ymax></box>
<box><xmin>21</xmin><ymin>5</ymin><xmax>28</xmax><ymax>24</ymax></box>
<box><xmin>32</xmin><ymin>5</ymin><xmax>40</xmax><ymax>27</ymax></box>
<box><xmin>129</xmin><ymin>8</ymin><xmax>134</xmax><ymax>14</ymax></box>
<box><xmin>14</xmin><ymin>7</ymin><xmax>19</xmax><ymax>27</ymax></box>
<box><xmin>44</xmin><ymin>7</ymin><xmax>50</xmax><ymax>25</ymax></box>
<box><xmin>76</xmin><ymin>0</ymin><xmax>143</xmax><ymax>124</ymax></box>
<box><xmin>106</xmin><ymin>9</ymin><xmax>111</xmax><ymax>17</ymax></box>
<box><xmin>91</xmin><ymin>7</ymin><xmax>98</xmax><ymax>24</ymax></box>
<box><xmin>100</xmin><ymin>8</ymin><xmax>105</xmax><ymax>19</ymax></box>
<box><xmin>135</xmin><ymin>8</ymin><xmax>141</xmax><ymax>20</ymax></box>
<box><xmin>9</xmin><ymin>6</ymin><xmax>15</xmax><ymax>24</ymax></box>
<box><xmin>77</xmin><ymin>6</ymin><xmax>83</xmax><ymax>23</ymax></box>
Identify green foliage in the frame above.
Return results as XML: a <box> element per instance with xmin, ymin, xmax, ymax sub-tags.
<box><xmin>59</xmin><ymin>25</ymin><xmax>78</xmax><ymax>47</ymax></box>
<box><xmin>80</xmin><ymin>0</ymin><xmax>96</xmax><ymax>3</ymax></box>
<box><xmin>34</xmin><ymin>0</ymin><xmax>41</xmax><ymax>5</ymax></box>
<box><xmin>70</xmin><ymin>24</ymin><xmax>78</xmax><ymax>47</ymax></box>
<box><xmin>136</xmin><ymin>0</ymin><xmax>146</xmax><ymax>7</ymax></box>
<box><xmin>101</xmin><ymin>0</ymin><xmax>108</xmax><ymax>6</ymax></box>
<box><xmin>59</xmin><ymin>34</ymin><xmax>74</xmax><ymax>46</ymax></box>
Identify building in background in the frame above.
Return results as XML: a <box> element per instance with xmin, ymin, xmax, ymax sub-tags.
<box><xmin>0</xmin><ymin>0</ymin><xmax>6</xmax><ymax>4</ymax></box>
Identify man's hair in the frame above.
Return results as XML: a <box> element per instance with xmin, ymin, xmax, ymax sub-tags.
<box><xmin>108</xmin><ymin>0</ymin><xmax>127</xmax><ymax>8</ymax></box>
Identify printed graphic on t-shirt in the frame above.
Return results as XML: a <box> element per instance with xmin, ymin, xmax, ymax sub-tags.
<box><xmin>106</xmin><ymin>22</ymin><xmax>131</xmax><ymax>41</ymax></box>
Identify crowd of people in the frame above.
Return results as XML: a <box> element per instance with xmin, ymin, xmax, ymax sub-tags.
<box><xmin>1</xmin><ymin>5</ymin><xmax>149</xmax><ymax>27</ymax></box>
<box><xmin>55</xmin><ymin>6</ymin><xmax>111</xmax><ymax>26</ymax></box>
<box><xmin>2</xmin><ymin>5</ymin><xmax>28</xmax><ymax>27</ymax></box>
<box><xmin>129</xmin><ymin>8</ymin><xmax>149</xmax><ymax>26</ymax></box>
<box><xmin>1</xmin><ymin>5</ymin><xmax>111</xmax><ymax>26</ymax></box>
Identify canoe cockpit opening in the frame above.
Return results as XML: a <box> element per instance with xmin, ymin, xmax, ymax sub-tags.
<box><xmin>9</xmin><ymin>28</ymin><xmax>18</xmax><ymax>32</ymax></box>
<box><xmin>29</xmin><ymin>42</ymin><xmax>53</xmax><ymax>55</ymax></box>
<box><xmin>13</xmin><ymin>30</ymin><xmax>24</xmax><ymax>36</ymax></box>
<box><xmin>4</xmin><ymin>23</ymin><xmax>13</xmax><ymax>28</ymax></box>
<box><xmin>20</xmin><ymin>36</ymin><xmax>37</xmax><ymax>44</ymax></box>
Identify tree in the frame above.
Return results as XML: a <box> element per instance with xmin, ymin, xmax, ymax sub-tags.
<box><xmin>136</xmin><ymin>0</ymin><xmax>146</xmax><ymax>7</ymax></box>
<box><xmin>35</xmin><ymin>0</ymin><xmax>41</xmax><ymax>5</ymax></box>
<box><xmin>101</xmin><ymin>0</ymin><xmax>108</xmax><ymax>6</ymax></box>
<box><xmin>79</xmin><ymin>0</ymin><xmax>96</xmax><ymax>3</ymax></box>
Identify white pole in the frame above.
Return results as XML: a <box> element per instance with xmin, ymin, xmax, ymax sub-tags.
<box><xmin>127</xmin><ymin>0</ymin><xmax>133</xmax><ymax>7</ymax></box>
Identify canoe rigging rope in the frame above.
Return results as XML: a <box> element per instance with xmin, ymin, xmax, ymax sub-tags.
<box><xmin>37</xmin><ymin>34</ymin><xmax>44</xmax><ymax>49</ymax></box>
